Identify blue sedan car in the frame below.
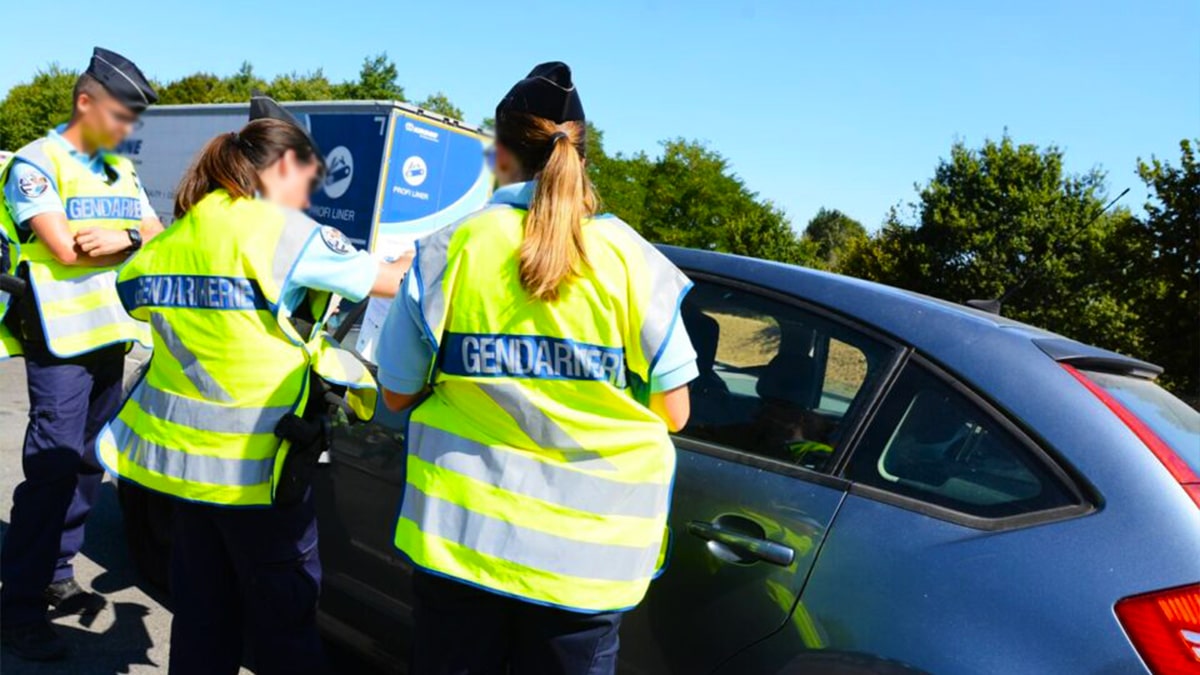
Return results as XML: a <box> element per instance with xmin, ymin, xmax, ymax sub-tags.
<box><xmin>121</xmin><ymin>246</ymin><xmax>1200</xmax><ymax>673</ymax></box>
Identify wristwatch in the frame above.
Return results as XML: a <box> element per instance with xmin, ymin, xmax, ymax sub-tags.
<box><xmin>126</xmin><ymin>228</ymin><xmax>143</xmax><ymax>251</ymax></box>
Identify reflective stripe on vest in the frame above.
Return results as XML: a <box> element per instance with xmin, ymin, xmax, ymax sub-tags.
<box><xmin>1</xmin><ymin>155</ymin><xmax>25</xmax><ymax>360</ymax></box>
<box><xmin>395</xmin><ymin>206</ymin><xmax>691</xmax><ymax>613</ymax></box>
<box><xmin>0</xmin><ymin>240</ymin><xmax>18</xmax><ymax>362</ymax></box>
<box><xmin>15</xmin><ymin>137</ymin><xmax>150</xmax><ymax>357</ymax></box>
<box><xmin>106</xmin><ymin>416</ymin><xmax>275</xmax><ymax>487</ymax></box>
<box><xmin>97</xmin><ymin>191</ymin><xmax>377</xmax><ymax>507</ymax></box>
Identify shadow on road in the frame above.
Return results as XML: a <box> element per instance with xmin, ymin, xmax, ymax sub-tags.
<box><xmin>0</xmin><ymin>481</ymin><xmax>164</xmax><ymax>674</ymax></box>
<box><xmin>0</xmin><ymin>482</ymin><xmax>388</xmax><ymax>674</ymax></box>
<box><xmin>1</xmin><ymin>602</ymin><xmax>160</xmax><ymax>674</ymax></box>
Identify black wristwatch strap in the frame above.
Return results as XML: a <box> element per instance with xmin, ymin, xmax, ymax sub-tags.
<box><xmin>126</xmin><ymin>228</ymin><xmax>143</xmax><ymax>251</ymax></box>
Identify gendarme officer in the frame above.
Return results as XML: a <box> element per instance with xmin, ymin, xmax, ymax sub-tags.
<box><xmin>0</xmin><ymin>47</ymin><xmax>162</xmax><ymax>662</ymax></box>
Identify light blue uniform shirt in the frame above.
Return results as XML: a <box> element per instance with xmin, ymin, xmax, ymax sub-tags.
<box><xmin>3</xmin><ymin>125</ymin><xmax>155</xmax><ymax>229</ymax></box>
<box><xmin>376</xmin><ymin>181</ymin><xmax>698</xmax><ymax>395</ymax></box>
<box><xmin>281</xmin><ymin>224</ymin><xmax>378</xmax><ymax>311</ymax></box>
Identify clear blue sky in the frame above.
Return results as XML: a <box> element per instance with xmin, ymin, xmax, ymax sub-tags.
<box><xmin>1</xmin><ymin>0</ymin><xmax>1196</xmax><ymax>229</ymax></box>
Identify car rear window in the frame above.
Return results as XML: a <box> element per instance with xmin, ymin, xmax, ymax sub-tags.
<box><xmin>1082</xmin><ymin>371</ymin><xmax>1200</xmax><ymax>474</ymax></box>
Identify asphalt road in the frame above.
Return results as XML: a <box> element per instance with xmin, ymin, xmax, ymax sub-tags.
<box><xmin>0</xmin><ymin>358</ymin><xmax>383</xmax><ymax>674</ymax></box>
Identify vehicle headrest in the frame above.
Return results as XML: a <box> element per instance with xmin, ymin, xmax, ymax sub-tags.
<box><xmin>756</xmin><ymin>351</ymin><xmax>817</xmax><ymax>406</ymax></box>
<box><xmin>682</xmin><ymin>305</ymin><xmax>720</xmax><ymax>373</ymax></box>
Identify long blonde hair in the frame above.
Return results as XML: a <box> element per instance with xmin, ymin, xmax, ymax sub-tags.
<box><xmin>497</xmin><ymin>113</ymin><xmax>598</xmax><ymax>301</ymax></box>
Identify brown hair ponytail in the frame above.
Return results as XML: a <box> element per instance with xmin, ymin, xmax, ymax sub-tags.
<box><xmin>173</xmin><ymin>118</ymin><xmax>322</xmax><ymax>219</ymax></box>
<box><xmin>497</xmin><ymin>113</ymin><xmax>598</xmax><ymax>302</ymax></box>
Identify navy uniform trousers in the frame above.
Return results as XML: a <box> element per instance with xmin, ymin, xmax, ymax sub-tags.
<box><xmin>410</xmin><ymin>570</ymin><xmax>622</xmax><ymax>675</ymax></box>
<box><xmin>167</xmin><ymin>487</ymin><xmax>327</xmax><ymax>675</ymax></box>
<box><xmin>0</xmin><ymin>340</ymin><xmax>124</xmax><ymax>627</ymax></box>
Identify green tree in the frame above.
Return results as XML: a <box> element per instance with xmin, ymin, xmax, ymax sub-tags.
<box><xmin>804</xmin><ymin>207</ymin><xmax>866</xmax><ymax>269</ymax></box>
<box><xmin>156</xmin><ymin>73</ymin><xmax>224</xmax><ymax>104</ymax></box>
<box><xmin>416</xmin><ymin>92</ymin><xmax>463</xmax><ymax>120</ymax></box>
<box><xmin>623</xmin><ymin>139</ymin><xmax>815</xmax><ymax>264</ymax></box>
<box><xmin>220</xmin><ymin>62</ymin><xmax>268</xmax><ymax>102</ymax></box>
<box><xmin>0</xmin><ymin>65</ymin><xmax>77</xmax><ymax>150</ymax></box>
<box><xmin>841</xmin><ymin>135</ymin><xmax>1141</xmax><ymax>356</ymax></box>
<box><xmin>156</xmin><ymin>63</ymin><xmax>267</xmax><ymax>104</ymax></box>
<box><xmin>335</xmin><ymin>53</ymin><xmax>405</xmax><ymax>101</ymax></box>
<box><xmin>267</xmin><ymin>70</ymin><xmax>336</xmax><ymax>102</ymax></box>
<box><xmin>1116</xmin><ymin>140</ymin><xmax>1199</xmax><ymax>396</ymax></box>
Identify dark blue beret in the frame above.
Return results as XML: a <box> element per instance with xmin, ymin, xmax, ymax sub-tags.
<box><xmin>496</xmin><ymin>61</ymin><xmax>585</xmax><ymax>125</ymax></box>
<box><xmin>85</xmin><ymin>47</ymin><xmax>157</xmax><ymax>112</ymax></box>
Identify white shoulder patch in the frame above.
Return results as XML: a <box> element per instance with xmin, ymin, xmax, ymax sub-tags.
<box><xmin>15</xmin><ymin>167</ymin><xmax>50</xmax><ymax>199</ymax></box>
<box><xmin>319</xmin><ymin>226</ymin><xmax>354</xmax><ymax>255</ymax></box>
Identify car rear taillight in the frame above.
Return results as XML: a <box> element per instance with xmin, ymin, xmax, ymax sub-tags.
<box><xmin>1115</xmin><ymin>584</ymin><xmax>1200</xmax><ymax>673</ymax></box>
<box><xmin>1062</xmin><ymin>364</ymin><xmax>1200</xmax><ymax>508</ymax></box>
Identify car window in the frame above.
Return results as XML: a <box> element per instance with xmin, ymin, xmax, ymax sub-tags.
<box><xmin>679</xmin><ymin>280</ymin><xmax>893</xmax><ymax>472</ymax></box>
<box><xmin>820</xmin><ymin>337</ymin><xmax>869</xmax><ymax>415</ymax></box>
<box><xmin>1081</xmin><ymin>370</ymin><xmax>1200</xmax><ymax>474</ymax></box>
<box><xmin>845</xmin><ymin>363</ymin><xmax>1078</xmax><ymax>519</ymax></box>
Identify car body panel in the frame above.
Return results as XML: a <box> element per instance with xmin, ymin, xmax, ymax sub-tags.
<box><xmin>617</xmin><ymin>440</ymin><xmax>847</xmax><ymax>673</ymax></box>
<box><xmin>721</xmin><ymin>490</ymin><xmax>1200</xmax><ymax>674</ymax></box>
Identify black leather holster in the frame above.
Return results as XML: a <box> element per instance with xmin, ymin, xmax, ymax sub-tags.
<box><xmin>272</xmin><ymin>373</ymin><xmax>333</xmax><ymax>508</ymax></box>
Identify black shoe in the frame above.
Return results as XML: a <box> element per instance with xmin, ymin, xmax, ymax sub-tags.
<box><xmin>44</xmin><ymin>578</ymin><xmax>107</xmax><ymax>617</ymax></box>
<box><xmin>0</xmin><ymin>620</ymin><xmax>68</xmax><ymax>661</ymax></box>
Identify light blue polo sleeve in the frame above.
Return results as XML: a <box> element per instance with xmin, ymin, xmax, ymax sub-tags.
<box><xmin>650</xmin><ymin>316</ymin><xmax>698</xmax><ymax>393</ymax></box>
<box><xmin>138</xmin><ymin>185</ymin><xmax>156</xmax><ymax>221</ymax></box>
<box><xmin>375</xmin><ymin>270</ymin><xmax>435</xmax><ymax>395</ymax></box>
<box><xmin>281</xmin><ymin>226</ymin><xmax>378</xmax><ymax>311</ymax></box>
<box><xmin>4</xmin><ymin>161</ymin><xmax>64</xmax><ymax>228</ymax></box>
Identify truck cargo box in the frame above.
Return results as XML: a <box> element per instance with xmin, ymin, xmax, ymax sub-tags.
<box><xmin>126</xmin><ymin>100</ymin><xmax>493</xmax><ymax>255</ymax></box>
<box><xmin>126</xmin><ymin>100</ymin><xmax>493</xmax><ymax>358</ymax></box>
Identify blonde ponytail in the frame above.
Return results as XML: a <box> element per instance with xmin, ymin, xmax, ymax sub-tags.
<box><xmin>497</xmin><ymin>114</ymin><xmax>597</xmax><ymax>302</ymax></box>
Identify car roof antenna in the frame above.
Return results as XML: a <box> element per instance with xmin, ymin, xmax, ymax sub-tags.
<box><xmin>966</xmin><ymin>187</ymin><xmax>1130</xmax><ymax>316</ymax></box>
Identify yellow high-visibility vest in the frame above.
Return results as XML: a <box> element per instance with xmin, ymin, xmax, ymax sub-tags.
<box><xmin>0</xmin><ymin>156</ymin><xmax>20</xmax><ymax>360</ymax></box>
<box><xmin>3</xmin><ymin>137</ymin><xmax>150</xmax><ymax>357</ymax></box>
<box><xmin>394</xmin><ymin>204</ymin><xmax>692</xmax><ymax>613</ymax></box>
<box><xmin>97</xmin><ymin>190</ymin><xmax>377</xmax><ymax>507</ymax></box>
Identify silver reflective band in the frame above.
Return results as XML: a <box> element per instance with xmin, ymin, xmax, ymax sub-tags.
<box><xmin>130</xmin><ymin>383</ymin><xmax>291</xmax><ymax>435</ymax></box>
<box><xmin>42</xmin><ymin>303</ymin><xmax>132</xmax><ymax>338</ymax></box>
<box><xmin>474</xmin><ymin>382</ymin><xmax>616</xmax><ymax>471</ymax></box>
<box><xmin>416</xmin><ymin>206</ymin><xmax>510</xmax><ymax>346</ymax></box>
<box><xmin>103</xmin><ymin>418</ymin><xmax>274</xmax><ymax>487</ymax></box>
<box><xmin>272</xmin><ymin>209</ymin><xmax>318</xmax><ymax>291</ymax></box>
<box><xmin>400</xmin><ymin>485</ymin><xmax>661</xmax><ymax>582</ymax></box>
<box><xmin>607</xmin><ymin>220</ymin><xmax>690</xmax><ymax>365</ymax></box>
<box><xmin>330</xmin><ymin>346</ymin><xmax>368</xmax><ymax>383</ymax></box>
<box><xmin>150</xmin><ymin>314</ymin><xmax>234</xmax><ymax>403</ymax></box>
<box><xmin>408</xmin><ymin>422</ymin><xmax>668</xmax><ymax>519</ymax></box>
<box><xmin>34</xmin><ymin>269</ymin><xmax>118</xmax><ymax>303</ymax></box>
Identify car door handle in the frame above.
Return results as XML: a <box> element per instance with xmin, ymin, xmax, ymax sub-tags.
<box><xmin>687</xmin><ymin>520</ymin><xmax>795</xmax><ymax>567</ymax></box>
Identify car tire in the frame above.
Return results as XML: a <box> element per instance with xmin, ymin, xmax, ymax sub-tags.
<box><xmin>116</xmin><ymin>481</ymin><xmax>174</xmax><ymax>592</ymax></box>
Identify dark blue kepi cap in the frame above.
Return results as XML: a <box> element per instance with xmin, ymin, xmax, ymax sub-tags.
<box><xmin>85</xmin><ymin>47</ymin><xmax>157</xmax><ymax>112</ymax></box>
<box><xmin>248</xmin><ymin>91</ymin><xmax>321</xmax><ymax>157</ymax></box>
<box><xmin>496</xmin><ymin>61</ymin><xmax>585</xmax><ymax>125</ymax></box>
